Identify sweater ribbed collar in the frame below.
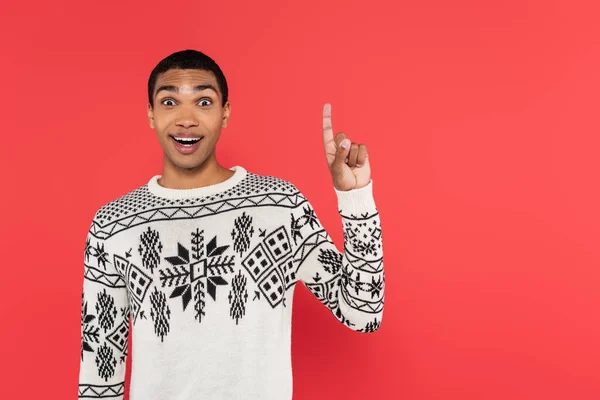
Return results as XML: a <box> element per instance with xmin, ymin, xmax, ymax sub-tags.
<box><xmin>147</xmin><ymin>165</ymin><xmax>247</xmax><ymax>200</ymax></box>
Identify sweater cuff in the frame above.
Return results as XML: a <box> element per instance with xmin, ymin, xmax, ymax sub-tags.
<box><xmin>334</xmin><ymin>180</ymin><xmax>377</xmax><ymax>215</ymax></box>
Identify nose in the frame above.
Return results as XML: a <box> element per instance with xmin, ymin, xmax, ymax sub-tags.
<box><xmin>175</xmin><ymin>108</ymin><xmax>199</xmax><ymax>128</ymax></box>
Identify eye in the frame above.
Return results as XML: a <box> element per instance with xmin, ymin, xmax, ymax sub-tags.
<box><xmin>199</xmin><ymin>99</ymin><xmax>212</xmax><ymax>106</ymax></box>
<box><xmin>161</xmin><ymin>98</ymin><xmax>176</xmax><ymax>106</ymax></box>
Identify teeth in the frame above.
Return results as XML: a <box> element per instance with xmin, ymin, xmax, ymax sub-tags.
<box><xmin>173</xmin><ymin>137</ymin><xmax>201</xmax><ymax>145</ymax></box>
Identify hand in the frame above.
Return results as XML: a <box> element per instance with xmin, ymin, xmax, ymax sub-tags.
<box><xmin>322</xmin><ymin>103</ymin><xmax>371</xmax><ymax>191</ymax></box>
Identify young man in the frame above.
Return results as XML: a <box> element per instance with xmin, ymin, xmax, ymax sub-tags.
<box><xmin>78</xmin><ymin>49</ymin><xmax>385</xmax><ymax>400</ymax></box>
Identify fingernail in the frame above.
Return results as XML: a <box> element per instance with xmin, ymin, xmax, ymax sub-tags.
<box><xmin>341</xmin><ymin>139</ymin><xmax>350</xmax><ymax>149</ymax></box>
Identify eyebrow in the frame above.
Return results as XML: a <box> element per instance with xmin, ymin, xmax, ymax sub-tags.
<box><xmin>155</xmin><ymin>84</ymin><xmax>219</xmax><ymax>97</ymax></box>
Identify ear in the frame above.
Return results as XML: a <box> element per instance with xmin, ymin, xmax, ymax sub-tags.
<box><xmin>221</xmin><ymin>101</ymin><xmax>231</xmax><ymax>128</ymax></box>
<box><xmin>147</xmin><ymin>102</ymin><xmax>155</xmax><ymax>129</ymax></box>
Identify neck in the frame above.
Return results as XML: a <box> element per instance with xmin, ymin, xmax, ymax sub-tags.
<box><xmin>158</xmin><ymin>153</ymin><xmax>235</xmax><ymax>190</ymax></box>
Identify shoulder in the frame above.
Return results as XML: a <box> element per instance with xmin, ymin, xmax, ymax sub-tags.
<box><xmin>90</xmin><ymin>179</ymin><xmax>154</xmax><ymax>227</ymax></box>
<box><xmin>240</xmin><ymin>169</ymin><xmax>300</xmax><ymax>195</ymax></box>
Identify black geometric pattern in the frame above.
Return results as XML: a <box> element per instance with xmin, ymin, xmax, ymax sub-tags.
<box><xmin>81</xmin><ymin>293</ymin><xmax>99</xmax><ymax>361</ymax></box>
<box><xmin>228</xmin><ymin>270</ymin><xmax>248</xmax><ymax>324</ymax></box>
<box><xmin>84</xmin><ymin>237</ymin><xmax>121</xmax><ymax>292</ymax></box>
<box><xmin>305</xmin><ymin>277</ymin><xmax>356</xmax><ymax>329</ymax></box>
<box><xmin>290</xmin><ymin>205</ymin><xmax>319</xmax><ymax>245</ymax></box>
<box><xmin>95</xmin><ymin>289</ymin><xmax>117</xmax><ymax>333</ymax></box>
<box><xmin>358</xmin><ymin>317</ymin><xmax>381</xmax><ymax>333</ymax></box>
<box><xmin>114</xmin><ymin>253</ymin><xmax>151</xmax><ymax>326</ymax></box>
<box><xmin>78</xmin><ymin>382</ymin><xmax>125</xmax><ymax>398</ymax></box>
<box><xmin>291</xmin><ymin>202</ymin><xmax>385</xmax><ymax>330</ymax></box>
<box><xmin>95</xmin><ymin>342</ymin><xmax>116</xmax><ymax>381</ymax></box>
<box><xmin>258</xmin><ymin>267</ymin><xmax>286</xmax><ymax>308</ymax></box>
<box><xmin>90</xmin><ymin>173</ymin><xmax>301</xmax><ymax>239</ymax></box>
<box><xmin>90</xmin><ymin>242</ymin><xmax>110</xmax><ymax>270</ymax></box>
<box><xmin>106</xmin><ymin>320</ymin><xmax>129</xmax><ymax>354</ymax></box>
<box><xmin>305</xmin><ymin>277</ymin><xmax>340</xmax><ymax>313</ymax></box>
<box><xmin>242</xmin><ymin>243</ymin><xmax>273</xmax><ymax>281</ymax></box>
<box><xmin>79</xmin><ymin>170</ymin><xmax>385</xmax><ymax>395</ymax></box>
<box><xmin>241</xmin><ymin>225</ymin><xmax>297</xmax><ymax>309</ymax></box>
<box><xmin>194</xmin><ymin>280</ymin><xmax>206</xmax><ymax>323</ymax></box>
<box><xmin>127</xmin><ymin>264</ymin><xmax>153</xmax><ymax>304</ymax></box>
<box><xmin>265</xmin><ymin>226</ymin><xmax>292</xmax><ymax>262</ymax></box>
<box><xmin>85</xmin><ymin>237</ymin><xmax>93</xmax><ymax>262</ymax></box>
<box><xmin>343</xmin><ymin>216</ymin><xmax>382</xmax><ymax>258</ymax></box>
<box><xmin>84</xmin><ymin>265</ymin><xmax>126</xmax><ymax>289</ymax></box>
<box><xmin>149</xmin><ymin>287</ymin><xmax>170</xmax><ymax>342</ymax></box>
<box><xmin>159</xmin><ymin>229</ymin><xmax>235</xmax><ymax>327</ymax></box>
<box><xmin>232</xmin><ymin>211</ymin><xmax>254</xmax><ymax>256</ymax></box>
<box><xmin>138</xmin><ymin>226</ymin><xmax>163</xmax><ymax>273</ymax></box>
<box><xmin>206</xmin><ymin>276</ymin><xmax>228</xmax><ymax>301</ymax></box>
<box><xmin>317</xmin><ymin>248</ymin><xmax>342</xmax><ymax>275</ymax></box>
<box><xmin>279</xmin><ymin>256</ymin><xmax>297</xmax><ymax>289</ymax></box>
<box><xmin>341</xmin><ymin>264</ymin><xmax>384</xmax><ymax>299</ymax></box>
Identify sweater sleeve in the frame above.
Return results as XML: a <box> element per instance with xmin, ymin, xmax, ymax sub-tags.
<box><xmin>78</xmin><ymin>212</ymin><xmax>130</xmax><ymax>399</ymax></box>
<box><xmin>292</xmin><ymin>180</ymin><xmax>385</xmax><ymax>332</ymax></box>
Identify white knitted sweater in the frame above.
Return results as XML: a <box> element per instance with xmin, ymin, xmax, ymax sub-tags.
<box><xmin>78</xmin><ymin>165</ymin><xmax>385</xmax><ymax>400</ymax></box>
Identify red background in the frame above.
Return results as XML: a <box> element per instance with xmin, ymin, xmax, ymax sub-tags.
<box><xmin>1</xmin><ymin>1</ymin><xmax>599</xmax><ymax>399</ymax></box>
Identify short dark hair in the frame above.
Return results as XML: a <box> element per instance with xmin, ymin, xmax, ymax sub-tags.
<box><xmin>147</xmin><ymin>49</ymin><xmax>229</xmax><ymax>108</ymax></box>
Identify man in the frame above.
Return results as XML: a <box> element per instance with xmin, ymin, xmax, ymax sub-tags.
<box><xmin>78</xmin><ymin>49</ymin><xmax>385</xmax><ymax>400</ymax></box>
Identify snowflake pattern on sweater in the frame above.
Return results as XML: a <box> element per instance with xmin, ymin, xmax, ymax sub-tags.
<box><xmin>78</xmin><ymin>165</ymin><xmax>385</xmax><ymax>400</ymax></box>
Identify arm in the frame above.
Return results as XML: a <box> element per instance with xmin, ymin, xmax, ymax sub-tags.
<box><xmin>291</xmin><ymin>103</ymin><xmax>385</xmax><ymax>331</ymax></box>
<box><xmin>293</xmin><ymin>180</ymin><xmax>384</xmax><ymax>332</ymax></box>
<box><xmin>78</xmin><ymin>212</ymin><xmax>130</xmax><ymax>399</ymax></box>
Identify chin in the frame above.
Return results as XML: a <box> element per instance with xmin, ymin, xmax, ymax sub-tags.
<box><xmin>173</xmin><ymin>158</ymin><xmax>206</xmax><ymax>171</ymax></box>
<box><xmin>170</xmin><ymin>152</ymin><xmax>210</xmax><ymax>169</ymax></box>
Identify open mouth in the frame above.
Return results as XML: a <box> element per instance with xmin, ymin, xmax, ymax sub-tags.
<box><xmin>171</xmin><ymin>136</ymin><xmax>203</xmax><ymax>146</ymax></box>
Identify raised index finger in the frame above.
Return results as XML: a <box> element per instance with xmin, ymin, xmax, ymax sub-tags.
<box><xmin>322</xmin><ymin>103</ymin><xmax>334</xmax><ymax>146</ymax></box>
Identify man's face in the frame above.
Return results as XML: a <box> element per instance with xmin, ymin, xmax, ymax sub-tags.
<box><xmin>147</xmin><ymin>68</ymin><xmax>230</xmax><ymax>171</ymax></box>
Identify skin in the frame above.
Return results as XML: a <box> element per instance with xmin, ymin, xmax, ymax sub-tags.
<box><xmin>147</xmin><ymin>68</ymin><xmax>371</xmax><ymax>192</ymax></box>
<box><xmin>322</xmin><ymin>103</ymin><xmax>371</xmax><ymax>191</ymax></box>
<box><xmin>147</xmin><ymin>68</ymin><xmax>233</xmax><ymax>189</ymax></box>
